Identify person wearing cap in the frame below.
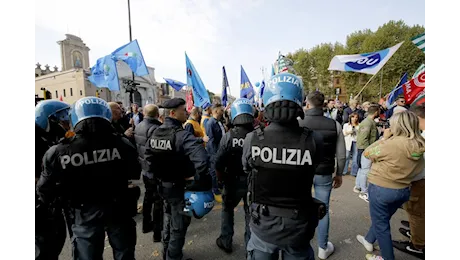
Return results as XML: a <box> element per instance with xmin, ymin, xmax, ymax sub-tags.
<box><xmin>144</xmin><ymin>98</ymin><xmax>211</xmax><ymax>260</ymax></box>
<box><xmin>214</xmin><ymin>98</ymin><xmax>254</xmax><ymax>254</ymax></box>
<box><xmin>242</xmin><ymin>73</ymin><xmax>325</xmax><ymax>259</ymax></box>
<box><xmin>36</xmin><ymin>97</ymin><xmax>141</xmax><ymax>260</ymax></box>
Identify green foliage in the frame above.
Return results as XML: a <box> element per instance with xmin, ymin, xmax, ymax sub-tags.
<box><xmin>288</xmin><ymin>20</ymin><xmax>425</xmax><ymax>102</ymax></box>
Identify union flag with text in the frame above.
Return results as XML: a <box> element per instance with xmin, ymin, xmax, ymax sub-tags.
<box><xmin>403</xmin><ymin>71</ymin><xmax>425</xmax><ymax>105</ymax></box>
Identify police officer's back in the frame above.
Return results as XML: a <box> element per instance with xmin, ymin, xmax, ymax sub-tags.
<box><xmin>214</xmin><ymin>98</ymin><xmax>254</xmax><ymax>254</ymax></box>
<box><xmin>144</xmin><ymin>98</ymin><xmax>211</xmax><ymax>260</ymax></box>
<box><xmin>35</xmin><ymin>100</ymin><xmax>70</xmax><ymax>260</ymax></box>
<box><xmin>242</xmin><ymin>73</ymin><xmax>325</xmax><ymax>260</ymax></box>
<box><xmin>36</xmin><ymin>97</ymin><xmax>141</xmax><ymax>260</ymax></box>
<box><xmin>134</xmin><ymin>104</ymin><xmax>164</xmax><ymax>239</ymax></box>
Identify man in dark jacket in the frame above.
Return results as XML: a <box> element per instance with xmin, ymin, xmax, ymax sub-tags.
<box><xmin>134</xmin><ymin>104</ymin><xmax>163</xmax><ymax>241</ymax></box>
<box><xmin>205</xmin><ymin>103</ymin><xmax>226</xmax><ymax>202</ymax></box>
<box><xmin>299</xmin><ymin>91</ymin><xmax>346</xmax><ymax>259</ymax></box>
<box><xmin>343</xmin><ymin>99</ymin><xmax>365</xmax><ymax>123</ymax></box>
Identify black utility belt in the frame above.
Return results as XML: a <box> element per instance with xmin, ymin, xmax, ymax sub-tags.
<box><xmin>251</xmin><ymin>199</ymin><xmax>326</xmax><ymax>220</ymax></box>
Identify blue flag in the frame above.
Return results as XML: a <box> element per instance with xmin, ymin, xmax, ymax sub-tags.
<box><xmin>386</xmin><ymin>73</ymin><xmax>408</xmax><ymax>108</ymax></box>
<box><xmin>112</xmin><ymin>40</ymin><xmax>149</xmax><ymax>76</ymax></box>
<box><xmin>240</xmin><ymin>66</ymin><xmax>255</xmax><ymax>101</ymax></box>
<box><xmin>258</xmin><ymin>80</ymin><xmax>265</xmax><ymax>109</ymax></box>
<box><xmin>222</xmin><ymin>66</ymin><xmax>229</xmax><ymax>107</ymax></box>
<box><xmin>88</xmin><ymin>55</ymin><xmax>120</xmax><ymax>91</ymax></box>
<box><xmin>185</xmin><ymin>53</ymin><xmax>211</xmax><ymax>108</ymax></box>
<box><xmin>164</xmin><ymin>78</ymin><xmax>186</xmax><ymax>91</ymax></box>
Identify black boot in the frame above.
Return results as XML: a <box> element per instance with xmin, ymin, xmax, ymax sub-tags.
<box><xmin>142</xmin><ymin>220</ymin><xmax>153</xmax><ymax>234</ymax></box>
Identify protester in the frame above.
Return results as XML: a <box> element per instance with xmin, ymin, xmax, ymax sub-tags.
<box><xmin>184</xmin><ymin>107</ymin><xmax>209</xmax><ymax>144</ymax></box>
<box><xmin>343</xmin><ymin>99</ymin><xmax>364</xmax><ymax>123</ymax></box>
<box><xmin>342</xmin><ymin>112</ymin><xmax>360</xmax><ymax>176</ymax></box>
<box><xmin>129</xmin><ymin>103</ymin><xmax>144</xmax><ymax>127</ymax></box>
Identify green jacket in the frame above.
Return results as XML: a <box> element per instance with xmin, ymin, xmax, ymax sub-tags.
<box><xmin>356</xmin><ymin>117</ymin><xmax>378</xmax><ymax>150</ymax></box>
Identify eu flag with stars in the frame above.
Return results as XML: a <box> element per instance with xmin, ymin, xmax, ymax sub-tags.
<box><xmin>112</xmin><ymin>40</ymin><xmax>149</xmax><ymax>76</ymax></box>
<box><xmin>164</xmin><ymin>78</ymin><xmax>186</xmax><ymax>91</ymax></box>
<box><xmin>222</xmin><ymin>66</ymin><xmax>229</xmax><ymax>107</ymax></box>
<box><xmin>88</xmin><ymin>55</ymin><xmax>120</xmax><ymax>91</ymax></box>
<box><xmin>240</xmin><ymin>66</ymin><xmax>255</xmax><ymax>102</ymax></box>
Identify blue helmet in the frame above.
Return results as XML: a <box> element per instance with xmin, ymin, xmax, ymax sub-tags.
<box><xmin>230</xmin><ymin>98</ymin><xmax>254</xmax><ymax>122</ymax></box>
<box><xmin>70</xmin><ymin>97</ymin><xmax>112</xmax><ymax>128</ymax></box>
<box><xmin>263</xmin><ymin>72</ymin><xmax>303</xmax><ymax>108</ymax></box>
<box><xmin>35</xmin><ymin>100</ymin><xmax>70</xmax><ymax>131</ymax></box>
<box><xmin>183</xmin><ymin>190</ymin><xmax>215</xmax><ymax>219</ymax></box>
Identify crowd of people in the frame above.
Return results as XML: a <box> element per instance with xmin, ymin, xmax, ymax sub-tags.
<box><xmin>35</xmin><ymin>72</ymin><xmax>425</xmax><ymax>260</ymax></box>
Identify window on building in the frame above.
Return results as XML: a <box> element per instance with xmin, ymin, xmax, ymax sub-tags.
<box><xmin>55</xmin><ymin>90</ymin><xmax>58</xmax><ymax>98</ymax></box>
<box><xmin>70</xmin><ymin>88</ymin><xmax>73</xmax><ymax>96</ymax></box>
<box><xmin>80</xmin><ymin>90</ymin><xmax>83</xmax><ymax>96</ymax></box>
<box><xmin>63</xmin><ymin>89</ymin><xmax>66</xmax><ymax>97</ymax></box>
<box><xmin>335</xmin><ymin>78</ymin><xmax>340</xmax><ymax>85</ymax></box>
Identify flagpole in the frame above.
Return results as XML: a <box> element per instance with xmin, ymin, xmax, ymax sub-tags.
<box><xmin>355</xmin><ymin>72</ymin><xmax>380</xmax><ymax>99</ymax></box>
<box><xmin>127</xmin><ymin>0</ymin><xmax>136</xmax><ymax>105</ymax></box>
<box><xmin>379</xmin><ymin>68</ymin><xmax>383</xmax><ymax>99</ymax></box>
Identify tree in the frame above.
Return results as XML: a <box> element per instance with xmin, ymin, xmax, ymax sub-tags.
<box><xmin>287</xmin><ymin>20</ymin><xmax>425</xmax><ymax>102</ymax></box>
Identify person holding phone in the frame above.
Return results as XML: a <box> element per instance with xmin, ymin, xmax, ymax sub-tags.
<box><xmin>342</xmin><ymin>112</ymin><xmax>360</xmax><ymax>177</ymax></box>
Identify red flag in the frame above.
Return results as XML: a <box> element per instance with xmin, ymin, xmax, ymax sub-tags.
<box><xmin>186</xmin><ymin>88</ymin><xmax>194</xmax><ymax>113</ymax></box>
<box><xmin>403</xmin><ymin>71</ymin><xmax>425</xmax><ymax>105</ymax></box>
<box><xmin>59</xmin><ymin>95</ymin><xmax>63</xmax><ymax>101</ymax></box>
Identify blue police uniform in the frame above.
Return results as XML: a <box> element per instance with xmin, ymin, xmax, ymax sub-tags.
<box><xmin>242</xmin><ymin>73</ymin><xmax>326</xmax><ymax>260</ymax></box>
<box><xmin>144</xmin><ymin>98</ymin><xmax>212</xmax><ymax>260</ymax></box>
<box><xmin>214</xmin><ymin>98</ymin><xmax>255</xmax><ymax>254</ymax></box>
<box><xmin>37</xmin><ymin>97</ymin><xmax>141</xmax><ymax>260</ymax></box>
<box><xmin>35</xmin><ymin>100</ymin><xmax>70</xmax><ymax>260</ymax></box>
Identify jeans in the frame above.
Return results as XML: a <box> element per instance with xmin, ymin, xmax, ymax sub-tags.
<box><xmin>355</xmin><ymin>153</ymin><xmax>371</xmax><ymax>193</ymax></box>
<box><xmin>313</xmin><ymin>174</ymin><xmax>333</xmax><ymax>249</ymax></box>
<box><xmin>247</xmin><ymin>232</ymin><xmax>315</xmax><ymax>260</ymax></box>
<box><xmin>365</xmin><ymin>183</ymin><xmax>410</xmax><ymax>260</ymax></box>
<box><xmin>343</xmin><ymin>141</ymin><xmax>359</xmax><ymax>176</ymax></box>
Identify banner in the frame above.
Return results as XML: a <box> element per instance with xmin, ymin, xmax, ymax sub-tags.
<box><xmin>385</xmin><ymin>73</ymin><xmax>408</xmax><ymax>108</ymax></box>
<box><xmin>164</xmin><ymin>78</ymin><xmax>186</xmax><ymax>91</ymax></box>
<box><xmin>403</xmin><ymin>71</ymin><xmax>425</xmax><ymax>105</ymax></box>
<box><xmin>328</xmin><ymin>42</ymin><xmax>404</xmax><ymax>75</ymax></box>
<box><xmin>240</xmin><ymin>66</ymin><xmax>255</xmax><ymax>101</ymax></box>
<box><xmin>412</xmin><ymin>64</ymin><xmax>425</xmax><ymax>79</ymax></box>
<box><xmin>88</xmin><ymin>55</ymin><xmax>120</xmax><ymax>91</ymax></box>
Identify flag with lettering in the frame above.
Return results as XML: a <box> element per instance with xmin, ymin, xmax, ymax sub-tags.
<box><xmin>112</xmin><ymin>40</ymin><xmax>149</xmax><ymax>76</ymax></box>
<box><xmin>403</xmin><ymin>71</ymin><xmax>425</xmax><ymax>105</ymax></box>
<box><xmin>328</xmin><ymin>42</ymin><xmax>404</xmax><ymax>75</ymax></box>
<box><xmin>222</xmin><ymin>66</ymin><xmax>229</xmax><ymax>107</ymax></box>
<box><xmin>88</xmin><ymin>55</ymin><xmax>120</xmax><ymax>91</ymax></box>
<box><xmin>411</xmin><ymin>33</ymin><xmax>425</xmax><ymax>53</ymax></box>
<box><xmin>240</xmin><ymin>66</ymin><xmax>255</xmax><ymax>101</ymax></box>
<box><xmin>185</xmin><ymin>52</ymin><xmax>211</xmax><ymax>108</ymax></box>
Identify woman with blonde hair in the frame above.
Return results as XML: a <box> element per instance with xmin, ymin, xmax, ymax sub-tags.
<box><xmin>356</xmin><ymin>110</ymin><xmax>425</xmax><ymax>260</ymax></box>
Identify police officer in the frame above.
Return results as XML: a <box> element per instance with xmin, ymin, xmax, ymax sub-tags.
<box><xmin>35</xmin><ymin>100</ymin><xmax>70</xmax><ymax>260</ymax></box>
<box><xmin>242</xmin><ymin>72</ymin><xmax>325</xmax><ymax>260</ymax></box>
<box><xmin>36</xmin><ymin>97</ymin><xmax>141</xmax><ymax>260</ymax></box>
<box><xmin>133</xmin><ymin>104</ymin><xmax>164</xmax><ymax>241</ymax></box>
<box><xmin>214</xmin><ymin>98</ymin><xmax>254</xmax><ymax>254</ymax></box>
<box><xmin>144</xmin><ymin>98</ymin><xmax>211</xmax><ymax>260</ymax></box>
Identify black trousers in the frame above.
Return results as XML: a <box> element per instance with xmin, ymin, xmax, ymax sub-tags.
<box><xmin>35</xmin><ymin>207</ymin><xmax>66</xmax><ymax>260</ymax></box>
<box><xmin>143</xmin><ymin>176</ymin><xmax>163</xmax><ymax>234</ymax></box>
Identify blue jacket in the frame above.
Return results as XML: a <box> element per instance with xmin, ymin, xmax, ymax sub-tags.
<box><xmin>205</xmin><ymin>117</ymin><xmax>224</xmax><ymax>156</ymax></box>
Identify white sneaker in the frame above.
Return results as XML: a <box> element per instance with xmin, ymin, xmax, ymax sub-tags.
<box><xmin>353</xmin><ymin>186</ymin><xmax>361</xmax><ymax>193</ymax></box>
<box><xmin>318</xmin><ymin>241</ymin><xmax>334</xmax><ymax>259</ymax></box>
<box><xmin>356</xmin><ymin>235</ymin><xmax>374</xmax><ymax>252</ymax></box>
<box><xmin>359</xmin><ymin>193</ymin><xmax>369</xmax><ymax>203</ymax></box>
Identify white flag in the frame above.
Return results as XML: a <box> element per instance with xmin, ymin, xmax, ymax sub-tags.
<box><xmin>328</xmin><ymin>42</ymin><xmax>404</xmax><ymax>75</ymax></box>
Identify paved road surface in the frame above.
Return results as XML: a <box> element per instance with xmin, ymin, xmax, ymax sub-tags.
<box><xmin>58</xmin><ymin>175</ymin><xmax>418</xmax><ymax>260</ymax></box>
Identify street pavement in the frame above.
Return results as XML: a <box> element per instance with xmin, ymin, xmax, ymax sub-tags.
<box><xmin>59</xmin><ymin>175</ymin><xmax>419</xmax><ymax>260</ymax></box>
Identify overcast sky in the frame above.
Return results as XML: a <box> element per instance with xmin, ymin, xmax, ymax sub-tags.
<box><xmin>35</xmin><ymin>0</ymin><xmax>424</xmax><ymax>97</ymax></box>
